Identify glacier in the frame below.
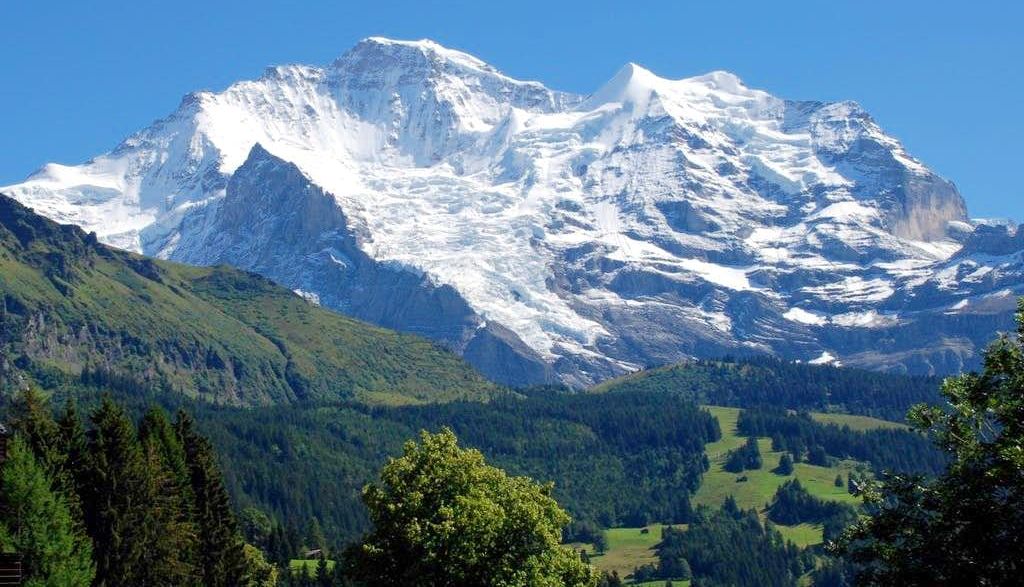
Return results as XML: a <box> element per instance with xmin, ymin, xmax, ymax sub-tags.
<box><xmin>4</xmin><ymin>37</ymin><xmax>1022</xmax><ymax>386</ymax></box>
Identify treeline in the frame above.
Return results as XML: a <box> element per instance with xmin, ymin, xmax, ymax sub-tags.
<box><xmin>736</xmin><ymin>407</ymin><xmax>948</xmax><ymax>475</ymax></box>
<box><xmin>767</xmin><ymin>480</ymin><xmax>858</xmax><ymax>542</ymax></box>
<box><xmin>379</xmin><ymin>390</ymin><xmax>721</xmax><ymax>528</ymax></box>
<box><xmin>724</xmin><ymin>436</ymin><xmax>763</xmax><ymax>472</ymax></box>
<box><xmin>650</xmin><ymin>498</ymin><xmax>813</xmax><ymax>587</ymax></box>
<box><xmin>31</xmin><ymin>378</ymin><xmax>720</xmax><ymax>546</ymax></box>
<box><xmin>599</xmin><ymin>356</ymin><xmax>942</xmax><ymax>421</ymax></box>
<box><xmin>0</xmin><ymin>391</ymin><xmax>263</xmax><ymax>586</ymax></box>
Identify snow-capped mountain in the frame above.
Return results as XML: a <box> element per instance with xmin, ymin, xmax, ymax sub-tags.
<box><xmin>5</xmin><ymin>37</ymin><xmax>1022</xmax><ymax>386</ymax></box>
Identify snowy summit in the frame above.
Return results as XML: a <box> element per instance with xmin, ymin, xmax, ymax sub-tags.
<box><xmin>4</xmin><ymin>37</ymin><xmax>1022</xmax><ymax>386</ymax></box>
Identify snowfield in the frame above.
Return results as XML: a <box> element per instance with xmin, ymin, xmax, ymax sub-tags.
<box><xmin>4</xmin><ymin>37</ymin><xmax>1022</xmax><ymax>384</ymax></box>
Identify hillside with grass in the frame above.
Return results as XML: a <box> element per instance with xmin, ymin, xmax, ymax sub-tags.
<box><xmin>0</xmin><ymin>194</ymin><xmax>498</xmax><ymax>406</ymax></box>
<box><xmin>695</xmin><ymin>406</ymin><xmax>863</xmax><ymax>546</ymax></box>
<box><xmin>581</xmin><ymin>405</ymin><xmax>928</xmax><ymax>583</ymax></box>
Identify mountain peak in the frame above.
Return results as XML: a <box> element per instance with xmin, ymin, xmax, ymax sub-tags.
<box><xmin>4</xmin><ymin>39</ymin><xmax>1011</xmax><ymax>384</ymax></box>
<box><xmin>332</xmin><ymin>36</ymin><xmax>498</xmax><ymax>78</ymax></box>
<box><xmin>582</xmin><ymin>61</ymin><xmax>663</xmax><ymax>109</ymax></box>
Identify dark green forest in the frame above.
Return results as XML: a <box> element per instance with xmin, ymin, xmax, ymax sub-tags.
<box><xmin>3</xmin><ymin>194</ymin><xmax>1017</xmax><ymax>586</ymax></box>
<box><xmin>736</xmin><ymin>406</ymin><xmax>948</xmax><ymax>475</ymax></box>
<box><xmin>595</xmin><ymin>356</ymin><xmax>943</xmax><ymax>421</ymax></box>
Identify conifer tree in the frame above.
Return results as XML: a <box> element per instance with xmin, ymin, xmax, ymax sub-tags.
<box><xmin>10</xmin><ymin>389</ymin><xmax>64</xmax><ymax>475</ymax></box>
<box><xmin>775</xmin><ymin>453</ymin><xmax>794</xmax><ymax>476</ymax></box>
<box><xmin>305</xmin><ymin>517</ymin><xmax>326</xmax><ymax>555</ymax></box>
<box><xmin>56</xmin><ymin>398</ymin><xmax>89</xmax><ymax>521</ymax></box>
<box><xmin>176</xmin><ymin>410</ymin><xmax>247</xmax><ymax>586</ymax></box>
<box><xmin>139</xmin><ymin>407</ymin><xmax>192</xmax><ymax>496</ymax></box>
<box><xmin>316</xmin><ymin>554</ymin><xmax>331</xmax><ymax>587</ymax></box>
<box><xmin>0</xmin><ymin>436</ymin><xmax>95</xmax><ymax>586</ymax></box>
<box><xmin>138</xmin><ymin>412</ymin><xmax>201</xmax><ymax>586</ymax></box>
<box><xmin>837</xmin><ymin>299</ymin><xmax>1024</xmax><ymax>584</ymax></box>
<box><xmin>84</xmin><ymin>397</ymin><xmax>151</xmax><ymax>586</ymax></box>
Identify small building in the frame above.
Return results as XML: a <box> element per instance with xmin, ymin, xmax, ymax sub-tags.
<box><xmin>0</xmin><ymin>553</ymin><xmax>22</xmax><ymax>585</ymax></box>
<box><xmin>303</xmin><ymin>549</ymin><xmax>323</xmax><ymax>559</ymax></box>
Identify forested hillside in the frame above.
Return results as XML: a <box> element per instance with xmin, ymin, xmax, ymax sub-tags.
<box><xmin>594</xmin><ymin>356</ymin><xmax>943</xmax><ymax>421</ymax></box>
<box><xmin>0</xmin><ymin>194</ymin><xmax>498</xmax><ymax>406</ymax></box>
<box><xmin>0</xmin><ymin>194</ymin><xmax>970</xmax><ymax>586</ymax></box>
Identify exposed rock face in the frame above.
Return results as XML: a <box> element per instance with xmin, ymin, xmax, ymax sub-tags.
<box><xmin>166</xmin><ymin>145</ymin><xmax>553</xmax><ymax>386</ymax></box>
<box><xmin>4</xmin><ymin>38</ymin><xmax>1021</xmax><ymax>385</ymax></box>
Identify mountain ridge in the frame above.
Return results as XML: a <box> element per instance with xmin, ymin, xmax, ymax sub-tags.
<box><xmin>0</xmin><ymin>193</ymin><xmax>500</xmax><ymax>405</ymax></box>
<box><xmin>5</xmin><ymin>37</ymin><xmax>1022</xmax><ymax>385</ymax></box>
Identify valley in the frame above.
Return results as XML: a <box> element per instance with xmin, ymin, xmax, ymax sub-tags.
<box><xmin>1</xmin><ymin>8</ymin><xmax>1019</xmax><ymax>585</ymax></box>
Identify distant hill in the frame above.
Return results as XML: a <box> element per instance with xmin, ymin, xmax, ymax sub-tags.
<box><xmin>0</xmin><ymin>194</ymin><xmax>498</xmax><ymax>406</ymax></box>
<box><xmin>593</xmin><ymin>356</ymin><xmax>943</xmax><ymax>421</ymax></box>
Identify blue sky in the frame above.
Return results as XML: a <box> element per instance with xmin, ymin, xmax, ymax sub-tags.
<box><xmin>2</xmin><ymin>0</ymin><xmax>1020</xmax><ymax>219</ymax></box>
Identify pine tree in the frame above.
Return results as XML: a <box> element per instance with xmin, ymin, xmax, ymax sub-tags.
<box><xmin>836</xmin><ymin>300</ymin><xmax>1024</xmax><ymax>584</ymax></box>
<box><xmin>176</xmin><ymin>410</ymin><xmax>247</xmax><ymax>587</ymax></box>
<box><xmin>139</xmin><ymin>407</ymin><xmax>192</xmax><ymax>497</ymax></box>
<box><xmin>138</xmin><ymin>411</ymin><xmax>201</xmax><ymax>586</ymax></box>
<box><xmin>316</xmin><ymin>554</ymin><xmax>331</xmax><ymax>587</ymax></box>
<box><xmin>84</xmin><ymin>396</ymin><xmax>152</xmax><ymax>586</ymax></box>
<box><xmin>305</xmin><ymin>517</ymin><xmax>326</xmax><ymax>555</ymax></box>
<box><xmin>10</xmin><ymin>389</ymin><xmax>64</xmax><ymax>476</ymax></box>
<box><xmin>0</xmin><ymin>436</ymin><xmax>95</xmax><ymax>585</ymax></box>
<box><xmin>56</xmin><ymin>398</ymin><xmax>89</xmax><ymax>521</ymax></box>
<box><xmin>775</xmin><ymin>453</ymin><xmax>794</xmax><ymax>476</ymax></box>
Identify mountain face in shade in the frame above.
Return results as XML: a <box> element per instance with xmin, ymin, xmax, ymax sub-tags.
<box><xmin>5</xmin><ymin>37</ymin><xmax>1021</xmax><ymax>385</ymax></box>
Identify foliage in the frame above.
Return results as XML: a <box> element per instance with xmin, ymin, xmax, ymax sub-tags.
<box><xmin>39</xmin><ymin>386</ymin><xmax>716</xmax><ymax>547</ymax></box>
<box><xmin>242</xmin><ymin>543</ymin><xmax>280</xmax><ymax>587</ymax></box>
<box><xmin>177</xmin><ymin>410</ymin><xmax>248</xmax><ymax>586</ymax></box>
<box><xmin>766</xmin><ymin>480</ymin><xmax>858</xmax><ymax>541</ymax></box>
<box><xmin>595</xmin><ymin>356</ymin><xmax>941</xmax><ymax>421</ymax></box>
<box><xmin>654</xmin><ymin>500</ymin><xmax>809</xmax><ymax>587</ymax></box>
<box><xmin>0</xmin><ymin>436</ymin><xmax>94</xmax><ymax>586</ymax></box>
<box><xmin>836</xmin><ymin>299</ymin><xmax>1024</xmax><ymax>585</ymax></box>
<box><xmin>724</xmin><ymin>436</ymin><xmax>762</xmax><ymax>472</ymax></box>
<box><xmin>738</xmin><ymin>406</ymin><xmax>948</xmax><ymax>475</ymax></box>
<box><xmin>6</xmin><ymin>392</ymin><xmax>248</xmax><ymax>586</ymax></box>
<box><xmin>775</xmin><ymin>453</ymin><xmax>794</xmax><ymax>476</ymax></box>
<box><xmin>82</xmin><ymin>397</ymin><xmax>155</xmax><ymax>585</ymax></box>
<box><xmin>345</xmin><ymin>429</ymin><xmax>598</xmax><ymax>587</ymax></box>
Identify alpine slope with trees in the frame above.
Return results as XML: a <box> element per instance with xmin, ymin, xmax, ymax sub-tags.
<box><xmin>1</xmin><ymin>189</ymin><xmax>1020</xmax><ymax>585</ymax></box>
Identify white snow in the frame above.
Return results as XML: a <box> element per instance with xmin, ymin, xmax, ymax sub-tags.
<box><xmin>809</xmin><ymin>351</ymin><xmax>838</xmax><ymax>365</ymax></box>
<box><xmin>2</xmin><ymin>37</ymin><xmax>1003</xmax><ymax>373</ymax></box>
<box><xmin>784</xmin><ymin>307</ymin><xmax>828</xmax><ymax>326</ymax></box>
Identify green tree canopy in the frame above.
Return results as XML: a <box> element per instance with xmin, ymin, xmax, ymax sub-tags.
<box><xmin>176</xmin><ymin>410</ymin><xmax>248</xmax><ymax>587</ymax></box>
<box><xmin>837</xmin><ymin>299</ymin><xmax>1024</xmax><ymax>585</ymax></box>
<box><xmin>345</xmin><ymin>428</ymin><xmax>598</xmax><ymax>587</ymax></box>
<box><xmin>0</xmin><ymin>436</ymin><xmax>94</xmax><ymax>586</ymax></box>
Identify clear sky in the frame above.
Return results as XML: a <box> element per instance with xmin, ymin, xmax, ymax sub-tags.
<box><xmin>2</xmin><ymin>0</ymin><xmax>1020</xmax><ymax>219</ymax></box>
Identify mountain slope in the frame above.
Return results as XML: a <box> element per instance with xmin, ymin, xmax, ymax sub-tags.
<box><xmin>593</xmin><ymin>356</ymin><xmax>942</xmax><ymax>422</ymax></box>
<box><xmin>5</xmin><ymin>37</ymin><xmax>1022</xmax><ymax>384</ymax></box>
<box><xmin>0</xmin><ymin>194</ymin><xmax>499</xmax><ymax>405</ymax></box>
